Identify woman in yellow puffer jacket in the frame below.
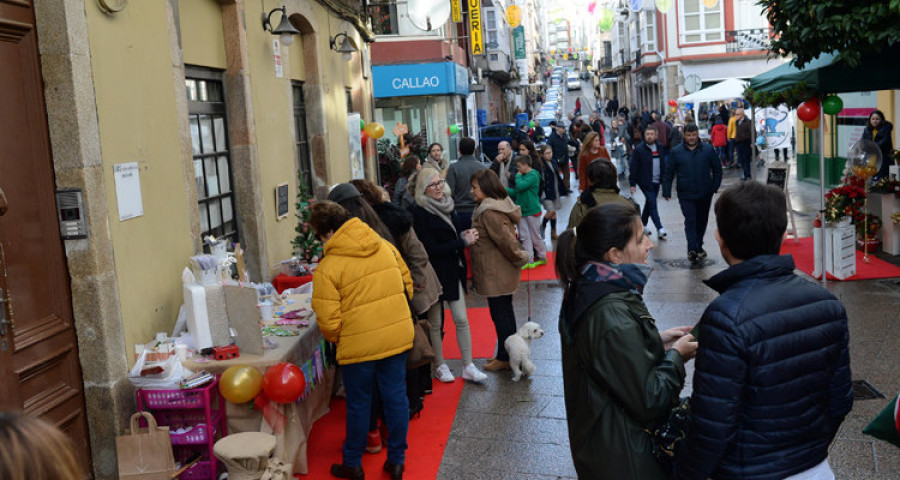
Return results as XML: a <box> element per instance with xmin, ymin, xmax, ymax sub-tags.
<box><xmin>310</xmin><ymin>200</ymin><xmax>413</xmax><ymax>480</ymax></box>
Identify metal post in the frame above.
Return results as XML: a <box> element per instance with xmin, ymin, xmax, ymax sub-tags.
<box><xmin>818</xmin><ymin>102</ymin><xmax>828</xmax><ymax>284</ymax></box>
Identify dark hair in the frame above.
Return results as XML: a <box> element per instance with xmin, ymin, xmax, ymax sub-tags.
<box><xmin>555</xmin><ymin>203</ymin><xmax>640</xmax><ymax>296</ymax></box>
<box><xmin>683</xmin><ymin>123</ymin><xmax>699</xmax><ymax>133</ymax></box>
<box><xmin>309</xmin><ymin>200</ymin><xmax>352</xmax><ymax>239</ymax></box>
<box><xmin>470</xmin><ymin>169</ymin><xmax>509</xmax><ymax>200</ymax></box>
<box><xmin>350</xmin><ymin>179</ymin><xmax>385</xmax><ymax>205</ymax></box>
<box><xmin>459</xmin><ymin>137</ymin><xmax>476</xmax><ymax>155</ymax></box>
<box><xmin>714</xmin><ymin>182</ymin><xmax>787</xmax><ymax>260</ymax></box>
<box><xmin>587</xmin><ymin>159</ymin><xmax>618</xmax><ymax>189</ymax></box>
<box><xmin>401</xmin><ymin>155</ymin><xmax>420</xmax><ymax>177</ymax></box>
<box><xmin>427</xmin><ymin>143</ymin><xmax>443</xmax><ymax>154</ymax></box>
<box><xmin>644</xmin><ymin>124</ymin><xmax>658</xmax><ymax>133</ymax></box>
<box><xmin>538</xmin><ymin>144</ymin><xmax>552</xmax><ymax>159</ymax></box>
<box><xmin>514</xmin><ymin>154</ymin><xmax>532</xmax><ymax>166</ymax></box>
<box><xmin>335</xmin><ymin>196</ymin><xmax>395</xmax><ymax>244</ymax></box>
<box><xmin>518</xmin><ymin>140</ymin><xmax>539</xmax><ymax>165</ymax></box>
<box><xmin>867</xmin><ymin>109</ymin><xmax>886</xmax><ymax>128</ymax></box>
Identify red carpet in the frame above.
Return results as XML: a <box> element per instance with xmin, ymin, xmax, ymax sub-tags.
<box><xmin>440</xmin><ymin>307</ymin><xmax>496</xmax><ymax>360</ymax></box>
<box><xmin>299</xmin><ymin>380</ymin><xmax>464</xmax><ymax>479</ymax></box>
<box><xmin>780</xmin><ymin>237</ymin><xmax>900</xmax><ymax>281</ymax></box>
<box><xmin>520</xmin><ymin>251</ymin><xmax>558</xmax><ymax>282</ymax></box>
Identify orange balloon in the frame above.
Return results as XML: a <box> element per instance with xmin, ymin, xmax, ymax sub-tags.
<box><xmin>219</xmin><ymin>365</ymin><xmax>263</xmax><ymax>404</ymax></box>
<box><xmin>802</xmin><ymin>116</ymin><xmax>820</xmax><ymax>130</ymax></box>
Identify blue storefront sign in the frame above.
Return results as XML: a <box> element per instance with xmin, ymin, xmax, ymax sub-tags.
<box><xmin>373</xmin><ymin>62</ymin><xmax>469</xmax><ymax>98</ymax></box>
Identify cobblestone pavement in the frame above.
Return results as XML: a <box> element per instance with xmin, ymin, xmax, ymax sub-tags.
<box><xmin>436</xmin><ymin>153</ymin><xmax>900</xmax><ymax>479</ymax></box>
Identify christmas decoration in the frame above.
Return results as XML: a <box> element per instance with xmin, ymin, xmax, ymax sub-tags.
<box><xmin>292</xmin><ymin>168</ymin><xmax>321</xmax><ymax>264</ymax></box>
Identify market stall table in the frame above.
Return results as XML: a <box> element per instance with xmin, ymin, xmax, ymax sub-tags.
<box><xmin>182</xmin><ymin>294</ymin><xmax>334</xmax><ymax>475</ymax></box>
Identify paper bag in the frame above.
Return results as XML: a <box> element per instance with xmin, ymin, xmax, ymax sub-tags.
<box><xmin>116</xmin><ymin>412</ymin><xmax>176</xmax><ymax>479</ymax></box>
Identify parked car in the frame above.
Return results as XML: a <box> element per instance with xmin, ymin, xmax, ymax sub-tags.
<box><xmin>566</xmin><ymin>72</ymin><xmax>580</xmax><ymax>90</ymax></box>
<box><xmin>479</xmin><ymin>123</ymin><xmax>516</xmax><ymax>161</ymax></box>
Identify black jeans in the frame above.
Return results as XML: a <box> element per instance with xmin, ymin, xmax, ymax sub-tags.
<box><xmin>487</xmin><ymin>295</ymin><xmax>517</xmax><ymax>361</ymax></box>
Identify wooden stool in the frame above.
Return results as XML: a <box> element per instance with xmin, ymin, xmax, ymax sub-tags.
<box><xmin>213</xmin><ymin>432</ymin><xmax>276</xmax><ymax>480</ymax></box>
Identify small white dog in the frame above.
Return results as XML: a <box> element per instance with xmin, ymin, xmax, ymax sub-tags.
<box><xmin>504</xmin><ymin>321</ymin><xmax>545</xmax><ymax>382</ymax></box>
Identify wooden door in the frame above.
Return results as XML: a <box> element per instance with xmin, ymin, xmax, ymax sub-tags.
<box><xmin>0</xmin><ymin>1</ymin><xmax>93</xmax><ymax>474</ymax></box>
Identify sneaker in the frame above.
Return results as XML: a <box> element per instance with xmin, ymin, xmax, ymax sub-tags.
<box><xmin>434</xmin><ymin>364</ymin><xmax>455</xmax><ymax>383</ymax></box>
<box><xmin>521</xmin><ymin>262</ymin><xmax>535</xmax><ymax>270</ymax></box>
<box><xmin>366</xmin><ymin>430</ymin><xmax>382</xmax><ymax>454</ymax></box>
<box><xmin>688</xmin><ymin>251</ymin><xmax>698</xmax><ymax>263</ymax></box>
<box><xmin>658</xmin><ymin>228</ymin><xmax>668</xmax><ymax>240</ymax></box>
<box><xmin>697</xmin><ymin>249</ymin><xmax>708</xmax><ymax>260</ymax></box>
<box><xmin>462</xmin><ymin>364</ymin><xmax>487</xmax><ymax>383</ymax></box>
<box><xmin>532</xmin><ymin>257</ymin><xmax>547</xmax><ymax>267</ymax></box>
<box><xmin>644</xmin><ymin>227</ymin><xmax>652</xmax><ymax>237</ymax></box>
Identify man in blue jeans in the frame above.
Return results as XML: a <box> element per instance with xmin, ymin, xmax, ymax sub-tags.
<box><xmin>629</xmin><ymin>125</ymin><xmax>668</xmax><ymax>240</ymax></box>
<box><xmin>732</xmin><ymin>108</ymin><xmax>753</xmax><ymax>180</ymax></box>
<box><xmin>663</xmin><ymin>123</ymin><xmax>722</xmax><ymax>263</ymax></box>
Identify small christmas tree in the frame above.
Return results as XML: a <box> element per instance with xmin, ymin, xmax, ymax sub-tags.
<box><xmin>292</xmin><ymin>169</ymin><xmax>321</xmax><ymax>264</ymax></box>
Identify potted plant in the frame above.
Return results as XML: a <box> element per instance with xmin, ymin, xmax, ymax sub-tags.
<box><xmin>824</xmin><ymin>175</ymin><xmax>866</xmax><ymax>226</ymax></box>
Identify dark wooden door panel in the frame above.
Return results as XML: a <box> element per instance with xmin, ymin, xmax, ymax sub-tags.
<box><xmin>0</xmin><ymin>0</ymin><xmax>93</xmax><ymax>475</ymax></box>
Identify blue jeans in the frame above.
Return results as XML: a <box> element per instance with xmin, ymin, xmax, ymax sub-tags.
<box><xmin>679</xmin><ymin>196</ymin><xmax>713</xmax><ymax>254</ymax></box>
<box><xmin>736</xmin><ymin>140</ymin><xmax>752</xmax><ymax>179</ymax></box>
<box><xmin>726</xmin><ymin>139</ymin><xmax>735</xmax><ymax>166</ymax></box>
<box><xmin>639</xmin><ymin>183</ymin><xmax>663</xmax><ymax>230</ymax></box>
<box><xmin>714</xmin><ymin>146</ymin><xmax>727</xmax><ymax>165</ymax></box>
<box><xmin>341</xmin><ymin>352</ymin><xmax>409</xmax><ymax>467</ymax></box>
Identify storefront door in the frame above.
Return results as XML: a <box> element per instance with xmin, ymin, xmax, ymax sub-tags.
<box><xmin>0</xmin><ymin>2</ymin><xmax>92</xmax><ymax>474</ymax></box>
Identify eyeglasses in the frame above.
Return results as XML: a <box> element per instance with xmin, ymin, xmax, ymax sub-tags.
<box><xmin>426</xmin><ymin>180</ymin><xmax>445</xmax><ymax>190</ymax></box>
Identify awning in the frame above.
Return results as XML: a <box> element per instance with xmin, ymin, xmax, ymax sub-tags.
<box><xmin>681</xmin><ymin>58</ymin><xmax>785</xmax><ymax>83</ymax></box>
<box><xmin>749</xmin><ymin>51</ymin><xmax>900</xmax><ymax>94</ymax></box>
<box><xmin>677</xmin><ymin>78</ymin><xmax>748</xmax><ymax>103</ymax></box>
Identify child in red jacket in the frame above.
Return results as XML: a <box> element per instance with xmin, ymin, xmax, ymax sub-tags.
<box><xmin>710</xmin><ymin>118</ymin><xmax>729</xmax><ymax>168</ymax></box>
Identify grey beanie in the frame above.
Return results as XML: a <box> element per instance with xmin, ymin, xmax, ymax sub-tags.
<box><xmin>327</xmin><ymin>183</ymin><xmax>360</xmax><ymax>204</ymax></box>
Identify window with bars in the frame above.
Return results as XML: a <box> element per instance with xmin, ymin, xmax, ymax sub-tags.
<box><xmin>186</xmin><ymin>70</ymin><xmax>238</xmax><ymax>247</ymax></box>
<box><xmin>293</xmin><ymin>82</ymin><xmax>313</xmax><ymax>194</ymax></box>
<box><xmin>680</xmin><ymin>0</ymin><xmax>723</xmax><ymax>43</ymax></box>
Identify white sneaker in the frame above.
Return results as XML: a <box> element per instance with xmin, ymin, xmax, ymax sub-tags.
<box><xmin>461</xmin><ymin>364</ymin><xmax>487</xmax><ymax>384</ymax></box>
<box><xmin>434</xmin><ymin>364</ymin><xmax>455</xmax><ymax>383</ymax></box>
<box><xmin>658</xmin><ymin>227</ymin><xmax>668</xmax><ymax>240</ymax></box>
<box><xmin>644</xmin><ymin>227</ymin><xmax>652</xmax><ymax>236</ymax></box>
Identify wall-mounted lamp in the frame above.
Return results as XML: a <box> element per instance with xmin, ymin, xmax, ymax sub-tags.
<box><xmin>262</xmin><ymin>6</ymin><xmax>301</xmax><ymax>46</ymax></box>
<box><xmin>330</xmin><ymin>32</ymin><xmax>358</xmax><ymax>61</ymax></box>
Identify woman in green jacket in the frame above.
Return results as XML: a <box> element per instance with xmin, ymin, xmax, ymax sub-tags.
<box><xmin>507</xmin><ymin>155</ymin><xmax>545</xmax><ymax>267</ymax></box>
<box><xmin>555</xmin><ymin>204</ymin><xmax>697</xmax><ymax>480</ymax></box>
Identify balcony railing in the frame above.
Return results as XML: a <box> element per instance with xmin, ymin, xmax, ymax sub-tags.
<box><xmin>724</xmin><ymin>28</ymin><xmax>771</xmax><ymax>53</ymax></box>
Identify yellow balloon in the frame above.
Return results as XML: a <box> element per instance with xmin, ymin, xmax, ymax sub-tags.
<box><xmin>219</xmin><ymin>365</ymin><xmax>263</xmax><ymax>404</ymax></box>
<box><xmin>669</xmin><ymin>106</ymin><xmax>677</xmax><ymax>113</ymax></box>
<box><xmin>363</xmin><ymin>122</ymin><xmax>385</xmax><ymax>139</ymax></box>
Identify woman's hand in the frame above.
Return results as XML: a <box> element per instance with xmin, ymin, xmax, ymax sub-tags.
<box><xmin>660</xmin><ymin>326</ymin><xmax>693</xmax><ymax>350</ymax></box>
<box><xmin>461</xmin><ymin>229</ymin><xmax>479</xmax><ymax>246</ymax></box>
<box><xmin>671</xmin><ymin>334</ymin><xmax>698</xmax><ymax>362</ymax></box>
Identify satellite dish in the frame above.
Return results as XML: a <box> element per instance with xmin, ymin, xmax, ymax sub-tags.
<box><xmin>407</xmin><ymin>0</ymin><xmax>451</xmax><ymax>31</ymax></box>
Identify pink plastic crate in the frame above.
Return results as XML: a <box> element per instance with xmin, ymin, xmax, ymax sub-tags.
<box><xmin>137</xmin><ymin>380</ymin><xmax>216</xmax><ymax>409</ymax></box>
<box><xmin>178</xmin><ymin>460</ymin><xmax>212</xmax><ymax>479</ymax></box>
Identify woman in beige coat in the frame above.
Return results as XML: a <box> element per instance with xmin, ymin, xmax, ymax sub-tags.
<box><xmin>469</xmin><ymin>169</ymin><xmax>530</xmax><ymax>371</ymax></box>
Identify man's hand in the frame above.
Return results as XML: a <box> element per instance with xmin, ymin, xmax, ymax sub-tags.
<box><xmin>630</xmin><ymin>186</ymin><xmax>636</xmax><ymax>194</ymax></box>
<box><xmin>661</xmin><ymin>326</ymin><xmax>694</xmax><ymax>350</ymax></box>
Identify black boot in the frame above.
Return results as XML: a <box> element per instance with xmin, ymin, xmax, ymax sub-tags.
<box><xmin>383</xmin><ymin>461</ymin><xmax>404</xmax><ymax>480</ymax></box>
<box><xmin>330</xmin><ymin>463</ymin><xmax>364</xmax><ymax>480</ymax></box>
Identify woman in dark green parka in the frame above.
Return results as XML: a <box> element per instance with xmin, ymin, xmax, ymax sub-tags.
<box><xmin>555</xmin><ymin>204</ymin><xmax>698</xmax><ymax>480</ymax></box>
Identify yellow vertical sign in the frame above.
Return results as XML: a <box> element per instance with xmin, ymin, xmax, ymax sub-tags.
<box><xmin>451</xmin><ymin>0</ymin><xmax>462</xmax><ymax>23</ymax></box>
<box><xmin>469</xmin><ymin>0</ymin><xmax>483</xmax><ymax>55</ymax></box>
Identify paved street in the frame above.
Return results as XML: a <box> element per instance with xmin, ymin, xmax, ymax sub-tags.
<box><xmin>435</xmin><ymin>152</ymin><xmax>900</xmax><ymax>479</ymax></box>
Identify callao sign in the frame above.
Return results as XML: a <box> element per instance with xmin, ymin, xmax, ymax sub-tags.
<box><xmin>392</xmin><ymin>76</ymin><xmax>440</xmax><ymax>90</ymax></box>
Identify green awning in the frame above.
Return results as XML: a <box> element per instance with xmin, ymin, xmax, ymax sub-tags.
<box><xmin>749</xmin><ymin>51</ymin><xmax>900</xmax><ymax>94</ymax></box>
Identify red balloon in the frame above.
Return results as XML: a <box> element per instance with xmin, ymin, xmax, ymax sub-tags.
<box><xmin>262</xmin><ymin>363</ymin><xmax>306</xmax><ymax>403</ymax></box>
<box><xmin>796</xmin><ymin>99</ymin><xmax>820</xmax><ymax>122</ymax></box>
<box><xmin>361</xmin><ymin>131</ymin><xmax>369</xmax><ymax>147</ymax></box>
<box><xmin>668</xmin><ymin>99</ymin><xmax>677</xmax><ymax>107</ymax></box>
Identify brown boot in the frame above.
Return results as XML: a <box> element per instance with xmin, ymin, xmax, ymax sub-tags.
<box><xmin>483</xmin><ymin>359</ymin><xmax>511</xmax><ymax>371</ymax></box>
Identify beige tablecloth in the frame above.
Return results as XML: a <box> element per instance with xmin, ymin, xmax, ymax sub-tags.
<box><xmin>182</xmin><ymin>294</ymin><xmax>334</xmax><ymax>474</ymax></box>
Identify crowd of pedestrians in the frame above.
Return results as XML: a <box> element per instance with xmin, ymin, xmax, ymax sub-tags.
<box><xmin>306</xmin><ymin>94</ymin><xmax>857</xmax><ymax>479</ymax></box>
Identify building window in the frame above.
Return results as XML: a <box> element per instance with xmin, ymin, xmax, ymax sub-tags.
<box><xmin>680</xmin><ymin>0</ymin><xmax>723</xmax><ymax>43</ymax></box>
<box><xmin>292</xmin><ymin>82</ymin><xmax>313</xmax><ymax>194</ymax></box>
<box><xmin>186</xmin><ymin>69</ymin><xmax>238</xmax><ymax>246</ymax></box>
<box><xmin>485</xmin><ymin>8</ymin><xmax>498</xmax><ymax>48</ymax></box>
<box><xmin>368</xmin><ymin>1</ymin><xmax>399</xmax><ymax>35</ymax></box>
<box><xmin>642</xmin><ymin>10</ymin><xmax>656</xmax><ymax>52</ymax></box>
<box><xmin>489</xmin><ymin>53</ymin><xmax>499</xmax><ymax>61</ymax></box>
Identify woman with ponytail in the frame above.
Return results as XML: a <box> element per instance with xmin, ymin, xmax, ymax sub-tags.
<box><xmin>555</xmin><ymin>204</ymin><xmax>697</xmax><ymax>480</ymax></box>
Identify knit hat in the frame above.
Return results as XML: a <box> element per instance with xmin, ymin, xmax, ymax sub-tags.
<box><xmin>327</xmin><ymin>183</ymin><xmax>360</xmax><ymax>204</ymax></box>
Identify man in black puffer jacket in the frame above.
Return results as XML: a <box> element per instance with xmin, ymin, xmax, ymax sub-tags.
<box><xmin>675</xmin><ymin>182</ymin><xmax>853</xmax><ymax>480</ymax></box>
